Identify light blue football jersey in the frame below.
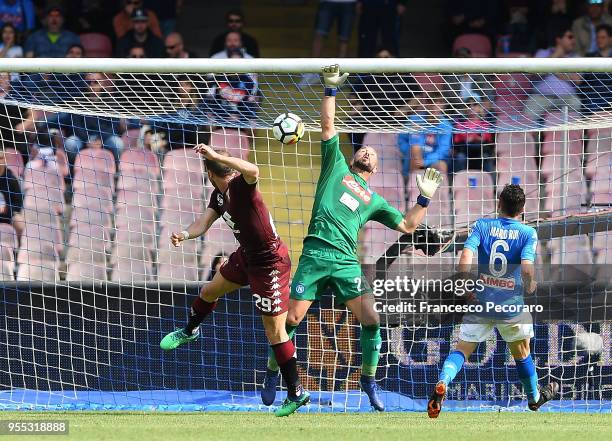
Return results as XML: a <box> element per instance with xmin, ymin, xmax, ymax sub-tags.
<box><xmin>464</xmin><ymin>217</ymin><xmax>538</xmax><ymax>318</ymax></box>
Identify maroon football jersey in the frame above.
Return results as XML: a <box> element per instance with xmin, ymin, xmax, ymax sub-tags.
<box><xmin>208</xmin><ymin>174</ymin><xmax>281</xmax><ymax>265</ymax></box>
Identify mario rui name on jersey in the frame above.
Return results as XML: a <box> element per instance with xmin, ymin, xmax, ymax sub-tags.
<box><xmin>373</xmin><ymin>302</ymin><xmax>544</xmax><ymax>314</ymax></box>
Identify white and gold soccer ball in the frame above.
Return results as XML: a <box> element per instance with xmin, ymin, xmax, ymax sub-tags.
<box><xmin>272</xmin><ymin>113</ymin><xmax>305</xmax><ymax>145</ymax></box>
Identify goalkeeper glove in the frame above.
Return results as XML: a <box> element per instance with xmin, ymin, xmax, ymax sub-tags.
<box><xmin>322</xmin><ymin>64</ymin><xmax>348</xmax><ymax>96</ymax></box>
<box><xmin>416</xmin><ymin>167</ymin><xmax>443</xmax><ymax>207</ymax></box>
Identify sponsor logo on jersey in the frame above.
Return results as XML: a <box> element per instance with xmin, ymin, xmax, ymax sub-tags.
<box><xmin>217</xmin><ymin>193</ymin><xmax>224</xmax><ymax>207</ymax></box>
<box><xmin>342</xmin><ymin>175</ymin><xmax>371</xmax><ymax>204</ymax></box>
<box><xmin>480</xmin><ymin>274</ymin><xmax>516</xmax><ymax>290</ymax></box>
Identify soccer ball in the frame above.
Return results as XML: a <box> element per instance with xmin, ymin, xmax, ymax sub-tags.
<box><xmin>272</xmin><ymin>113</ymin><xmax>305</xmax><ymax>145</ymax></box>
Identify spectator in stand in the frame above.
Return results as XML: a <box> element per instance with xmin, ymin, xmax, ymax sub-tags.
<box><xmin>0</xmin><ymin>23</ymin><xmax>22</xmax><ymax>59</ymax></box>
<box><xmin>572</xmin><ymin>0</ymin><xmax>612</xmax><ymax>56</ymax></box>
<box><xmin>145</xmin><ymin>0</ymin><xmax>182</xmax><ymax>37</ymax></box>
<box><xmin>24</xmin><ymin>6</ymin><xmax>80</xmax><ymax>58</ymax></box>
<box><xmin>0</xmin><ymin>72</ymin><xmax>27</xmax><ymax>161</ymax></box>
<box><xmin>535</xmin><ymin>0</ymin><xmax>574</xmax><ymax>50</ymax></box>
<box><xmin>0</xmin><ymin>0</ymin><xmax>35</xmax><ymax>34</ymax></box>
<box><xmin>447</xmin><ymin>0</ymin><xmax>498</xmax><ymax>45</ymax></box>
<box><xmin>299</xmin><ymin>1</ymin><xmax>357</xmax><ymax>87</ymax></box>
<box><xmin>451</xmin><ymin>97</ymin><xmax>494</xmax><ymax>173</ymax></box>
<box><xmin>206</xmin><ymin>49</ymin><xmax>259</xmax><ymax>124</ymax></box>
<box><xmin>445</xmin><ymin>46</ymin><xmax>495</xmax><ymax>118</ymax></box>
<box><xmin>65</xmin><ymin>43</ymin><xmax>84</xmax><ymax>58</ymax></box>
<box><xmin>312</xmin><ymin>0</ymin><xmax>356</xmax><ymax>58</ymax></box>
<box><xmin>128</xmin><ymin>44</ymin><xmax>146</xmax><ymax>58</ymax></box>
<box><xmin>116</xmin><ymin>8</ymin><xmax>164</xmax><ymax>58</ymax></box>
<box><xmin>581</xmin><ymin>23</ymin><xmax>612</xmax><ymax>112</ymax></box>
<box><xmin>398</xmin><ymin>92</ymin><xmax>451</xmax><ymax>176</ymax></box>
<box><xmin>357</xmin><ymin>0</ymin><xmax>406</xmax><ymax>58</ymax></box>
<box><xmin>348</xmin><ymin>47</ymin><xmax>421</xmax><ymax>149</ymax></box>
<box><xmin>498</xmin><ymin>1</ymin><xmax>536</xmax><ymax>55</ymax></box>
<box><xmin>150</xmin><ymin>76</ymin><xmax>209</xmax><ymax>151</ymax></box>
<box><xmin>113</xmin><ymin>0</ymin><xmax>162</xmax><ymax>39</ymax></box>
<box><xmin>524</xmin><ymin>27</ymin><xmax>582</xmax><ymax>123</ymax></box>
<box><xmin>62</xmin><ymin>0</ymin><xmax>119</xmax><ymax>35</ymax></box>
<box><xmin>165</xmin><ymin>32</ymin><xmax>196</xmax><ymax>58</ymax></box>
<box><xmin>207</xmin><ymin>253</ymin><xmax>228</xmax><ymax>281</ymax></box>
<box><xmin>209</xmin><ymin>10</ymin><xmax>259</xmax><ymax>57</ymax></box>
<box><xmin>210</xmin><ymin>31</ymin><xmax>253</xmax><ymax>59</ymax></box>
<box><xmin>58</xmin><ymin>72</ymin><xmax>124</xmax><ymax>161</ymax></box>
<box><xmin>0</xmin><ymin>148</ymin><xmax>23</xmax><ymax>229</ymax></box>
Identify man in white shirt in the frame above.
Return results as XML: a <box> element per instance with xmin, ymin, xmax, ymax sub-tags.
<box><xmin>210</xmin><ymin>31</ymin><xmax>253</xmax><ymax>59</ymax></box>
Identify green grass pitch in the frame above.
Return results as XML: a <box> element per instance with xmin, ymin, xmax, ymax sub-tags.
<box><xmin>0</xmin><ymin>411</ymin><xmax>610</xmax><ymax>441</ymax></box>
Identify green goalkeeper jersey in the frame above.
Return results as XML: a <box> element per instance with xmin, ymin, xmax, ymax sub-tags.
<box><xmin>305</xmin><ymin>134</ymin><xmax>404</xmax><ymax>258</ymax></box>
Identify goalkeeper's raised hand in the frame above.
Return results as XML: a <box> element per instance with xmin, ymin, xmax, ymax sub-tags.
<box><xmin>416</xmin><ymin>168</ymin><xmax>443</xmax><ymax>206</ymax></box>
<box><xmin>322</xmin><ymin>64</ymin><xmax>349</xmax><ymax>90</ymax></box>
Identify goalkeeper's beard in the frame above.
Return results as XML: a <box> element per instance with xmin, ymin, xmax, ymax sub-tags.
<box><xmin>352</xmin><ymin>159</ymin><xmax>374</xmax><ymax>173</ymax></box>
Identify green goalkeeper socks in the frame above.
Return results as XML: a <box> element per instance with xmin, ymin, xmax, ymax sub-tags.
<box><xmin>267</xmin><ymin>323</ymin><xmax>298</xmax><ymax>371</ymax></box>
<box><xmin>360</xmin><ymin>324</ymin><xmax>382</xmax><ymax>378</ymax></box>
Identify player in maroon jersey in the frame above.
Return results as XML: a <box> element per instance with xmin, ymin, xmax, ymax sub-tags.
<box><xmin>159</xmin><ymin>143</ymin><xmax>310</xmax><ymax>416</ymax></box>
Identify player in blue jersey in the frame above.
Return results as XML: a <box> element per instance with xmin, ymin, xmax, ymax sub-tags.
<box><xmin>427</xmin><ymin>184</ymin><xmax>559</xmax><ymax>418</ymax></box>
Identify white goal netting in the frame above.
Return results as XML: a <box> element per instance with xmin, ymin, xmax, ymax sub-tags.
<box><xmin>0</xmin><ymin>59</ymin><xmax>609</xmax><ymax>412</ymax></box>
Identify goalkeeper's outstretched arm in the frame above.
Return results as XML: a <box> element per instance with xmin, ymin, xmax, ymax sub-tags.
<box><xmin>321</xmin><ymin>64</ymin><xmax>348</xmax><ymax>141</ymax></box>
<box><xmin>396</xmin><ymin>168</ymin><xmax>444</xmax><ymax>234</ymax></box>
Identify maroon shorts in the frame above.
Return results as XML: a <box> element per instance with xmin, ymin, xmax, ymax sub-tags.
<box><xmin>219</xmin><ymin>243</ymin><xmax>291</xmax><ymax>316</ymax></box>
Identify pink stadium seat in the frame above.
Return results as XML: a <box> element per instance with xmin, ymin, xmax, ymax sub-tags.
<box><xmin>209</xmin><ymin>128</ymin><xmax>251</xmax><ymax>159</ymax></box>
<box><xmin>413</xmin><ymin>74</ymin><xmax>444</xmax><ymax>93</ymax></box>
<box><xmin>585</xmin><ymin>152</ymin><xmax>611</xmax><ymax>206</ymax></box>
<box><xmin>199</xmin><ymin>222</ymin><xmax>236</xmax><ymax>273</ymax></box>
<box><xmin>79</xmin><ymin>33</ymin><xmax>112</xmax><ymax>58</ymax></box>
<box><xmin>120</xmin><ymin>128</ymin><xmax>142</xmax><ymax>151</ymax></box>
<box><xmin>4</xmin><ymin>148</ymin><xmax>24</xmax><ymax>178</ymax></box>
<box><xmin>22</xmin><ymin>158</ymin><xmax>65</xmax><ymax>195</ymax></box>
<box><xmin>0</xmin><ymin>223</ymin><xmax>17</xmax><ymax>280</ymax></box>
<box><xmin>360</xmin><ymin>171</ymin><xmax>406</xmax><ymax>264</ymax></box>
<box><xmin>157</xmin><ymin>224</ymin><xmax>203</xmax><ymax>281</ymax></box>
<box><xmin>162</xmin><ymin>148</ymin><xmax>205</xmax><ymax>174</ymax></box>
<box><xmin>494</xmin><ymin>131</ymin><xmax>536</xmax><ymax>158</ymax></box>
<box><xmin>73</xmin><ymin>148</ymin><xmax>116</xmax><ymax>190</ymax></box>
<box><xmin>541</xmin><ymin>112</ymin><xmax>584</xmax><ymax>156</ymax></box>
<box><xmin>549</xmin><ymin>236</ymin><xmax>593</xmax><ymax>264</ymax></box>
<box><xmin>542</xmin><ymin>169</ymin><xmax>586</xmax><ymax>216</ymax></box>
<box><xmin>162</xmin><ymin>168</ymin><xmax>204</xmax><ymax>193</ymax></box>
<box><xmin>120</xmin><ymin>148</ymin><xmax>160</xmax><ymax>176</ymax></box>
<box><xmin>111</xmin><ymin>255</ymin><xmax>153</xmax><ymax>282</ymax></box>
<box><xmin>361</xmin><ymin>133</ymin><xmax>402</xmax><ymax>173</ymax></box>
<box><xmin>17</xmin><ymin>212</ymin><xmax>62</xmax><ymax>282</ymax></box>
<box><xmin>593</xmin><ymin>232</ymin><xmax>612</xmax><ymax>264</ymax></box>
<box><xmin>586</xmin><ymin>127</ymin><xmax>612</xmax><ymax>155</ymax></box>
<box><xmin>495</xmin><ymin>113</ymin><xmax>532</xmax><ymax>131</ymax></box>
<box><xmin>453</xmin><ymin>33</ymin><xmax>492</xmax><ymax>58</ymax></box>
<box><xmin>360</xmin><ymin>224</ymin><xmax>401</xmax><ymax>265</ymax></box>
<box><xmin>540</xmin><ymin>154</ymin><xmax>583</xmax><ymax>182</ymax></box>
<box><xmin>452</xmin><ymin>171</ymin><xmax>496</xmax><ymax>227</ymax></box>
<box><xmin>66</xmin><ymin>223</ymin><xmax>108</xmax><ymax>281</ymax></box>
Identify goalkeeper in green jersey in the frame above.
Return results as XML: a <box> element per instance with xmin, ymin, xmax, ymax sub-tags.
<box><xmin>261</xmin><ymin>65</ymin><xmax>444</xmax><ymax>411</ymax></box>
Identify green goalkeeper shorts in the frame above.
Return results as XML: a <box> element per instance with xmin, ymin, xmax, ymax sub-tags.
<box><xmin>290</xmin><ymin>238</ymin><xmax>372</xmax><ymax>304</ymax></box>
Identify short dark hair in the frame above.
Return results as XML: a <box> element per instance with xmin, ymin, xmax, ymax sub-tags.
<box><xmin>499</xmin><ymin>184</ymin><xmax>526</xmax><ymax>217</ymax></box>
<box><xmin>204</xmin><ymin>150</ymin><xmax>234</xmax><ymax>177</ymax></box>
<box><xmin>225</xmin><ymin>9</ymin><xmax>244</xmax><ymax>21</ymax></box>
<box><xmin>66</xmin><ymin>44</ymin><xmax>84</xmax><ymax>55</ymax></box>
<box><xmin>596</xmin><ymin>23</ymin><xmax>612</xmax><ymax>36</ymax></box>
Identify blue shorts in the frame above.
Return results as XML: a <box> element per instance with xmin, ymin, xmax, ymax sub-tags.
<box><xmin>315</xmin><ymin>1</ymin><xmax>356</xmax><ymax>41</ymax></box>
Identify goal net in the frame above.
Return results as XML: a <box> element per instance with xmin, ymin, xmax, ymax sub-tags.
<box><xmin>0</xmin><ymin>58</ymin><xmax>609</xmax><ymax>412</ymax></box>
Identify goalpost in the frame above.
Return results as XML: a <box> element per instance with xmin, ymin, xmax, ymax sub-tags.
<box><xmin>0</xmin><ymin>58</ymin><xmax>609</xmax><ymax>412</ymax></box>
